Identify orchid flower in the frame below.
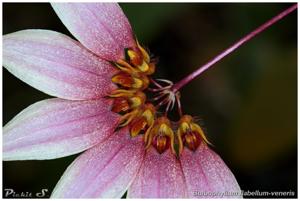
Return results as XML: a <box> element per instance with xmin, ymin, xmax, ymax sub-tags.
<box><xmin>3</xmin><ymin>3</ymin><xmax>296</xmax><ymax>198</ymax></box>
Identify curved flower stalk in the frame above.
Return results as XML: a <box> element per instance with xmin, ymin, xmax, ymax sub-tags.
<box><xmin>4</xmin><ymin>2</ymin><xmax>295</xmax><ymax>198</ymax></box>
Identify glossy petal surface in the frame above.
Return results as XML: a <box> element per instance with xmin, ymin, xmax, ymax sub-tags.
<box><xmin>51</xmin><ymin>128</ymin><xmax>144</xmax><ymax>198</ymax></box>
<box><xmin>3</xmin><ymin>98</ymin><xmax>118</xmax><ymax>160</ymax></box>
<box><xmin>52</xmin><ymin>3</ymin><xmax>136</xmax><ymax>61</ymax></box>
<box><xmin>3</xmin><ymin>30</ymin><xmax>116</xmax><ymax>100</ymax></box>
<box><xmin>180</xmin><ymin>143</ymin><xmax>242</xmax><ymax>198</ymax></box>
<box><xmin>128</xmin><ymin>148</ymin><xmax>187</xmax><ymax>198</ymax></box>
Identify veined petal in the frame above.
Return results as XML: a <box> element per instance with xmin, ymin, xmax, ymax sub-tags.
<box><xmin>51</xmin><ymin>3</ymin><xmax>136</xmax><ymax>61</ymax></box>
<box><xmin>3</xmin><ymin>30</ymin><xmax>116</xmax><ymax>100</ymax></box>
<box><xmin>3</xmin><ymin>98</ymin><xmax>119</xmax><ymax>161</ymax></box>
<box><xmin>127</xmin><ymin>148</ymin><xmax>187</xmax><ymax>198</ymax></box>
<box><xmin>180</xmin><ymin>143</ymin><xmax>242</xmax><ymax>198</ymax></box>
<box><xmin>51</xmin><ymin>128</ymin><xmax>144</xmax><ymax>198</ymax></box>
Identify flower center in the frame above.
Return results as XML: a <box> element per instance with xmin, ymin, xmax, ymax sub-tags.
<box><xmin>108</xmin><ymin>41</ymin><xmax>209</xmax><ymax>156</ymax></box>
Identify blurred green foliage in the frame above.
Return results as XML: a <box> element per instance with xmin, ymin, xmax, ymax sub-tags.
<box><xmin>121</xmin><ymin>3</ymin><xmax>189</xmax><ymax>42</ymax></box>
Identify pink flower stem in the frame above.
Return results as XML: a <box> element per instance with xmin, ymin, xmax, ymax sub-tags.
<box><xmin>171</xmin><ymin>4</ymin><xmax>297</xmax><ymax>93</ymax></box>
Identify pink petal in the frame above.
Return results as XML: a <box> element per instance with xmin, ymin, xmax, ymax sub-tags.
<box><xmin>51</xmin><ymin>128</ymin><xmax>144</xmax><ymax>198</ymax></box>
<box><xmin>180</xmin><ymin>143</ymin><xmax>242</xmax><ymax>198</ymax></box>
<box><xmin>51</xmin><ymin>3</ymin><xmax>136</xmax><ymax>61</ymax></box>
<box><xmin>3</xmin><ymin>98</ymin><xmax>119</xmax><ymax>161</ymax></box>
<box><xmin>127</xmin><ymin>148</ymin><xmax>187</xmax><ymax>198</ymax></box>
<box><xmin>3</xmin><ymin>30</ymin><xmax>116</xmax><ymax>100</ymax></box>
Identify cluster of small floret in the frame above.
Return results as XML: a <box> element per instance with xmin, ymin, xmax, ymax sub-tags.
<box><xmin>109</xmin><ymin>41</ymin><xmax>209</xmax><ymax>155</ymax></box>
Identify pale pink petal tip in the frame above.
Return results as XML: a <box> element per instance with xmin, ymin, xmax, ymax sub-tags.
<box><xmin>128</xmin><ymin>148</ymin><xmax>188</xmax><ymax>198</ymax></box>
<box><xmin>51</xmin><ymin>3</ymin><xmax>136</xmax><ymax>61</ymax></box>
<box><xmin>3</xmin><ymin>98</ymin><xmax>119</xmax><ymax>161</ymax></box>
<box><xmin>3</xmin><ymin>30</ymin><xmax>116</xmax><ymax>100</ymax></box>
<box><xmin>51</xmin><ymin>128</ymin><xmax>144</xmax><ymax>198</ymax></box>
<box><xmin>180</xmin><ymin>143</ymin><xmax>242</xmax><ymax>198</ymax></box>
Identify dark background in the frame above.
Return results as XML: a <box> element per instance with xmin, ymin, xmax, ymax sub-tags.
<box><xmin>3</xmin><ymin>3</ymin><xmax>297</xmax><ymax>198</ymax></box>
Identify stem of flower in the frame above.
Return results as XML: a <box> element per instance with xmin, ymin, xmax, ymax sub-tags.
<box><xmin>171</xmin><ymin>4</ymin><xmax>297</xmax><ymax>93</ymax></box>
